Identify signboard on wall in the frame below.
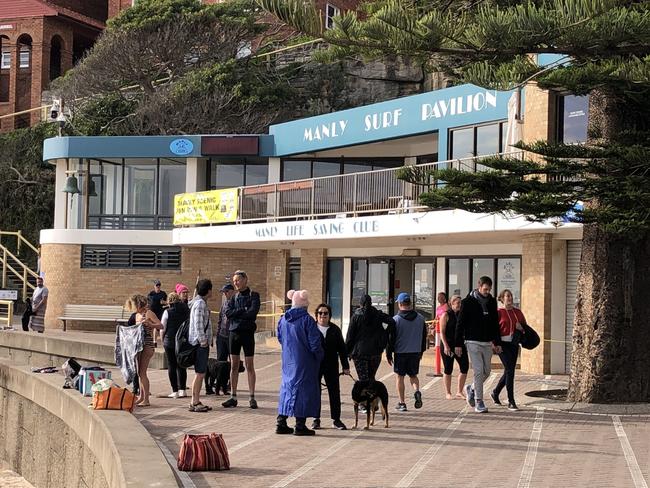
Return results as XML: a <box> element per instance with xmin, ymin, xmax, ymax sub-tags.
<box><xmin>0</xmin><ymin>290</ymin><xmax>18</xmax><ymax>300</ymax></box>
<box><xmin>174</xmin><ymin>188</ymin><xmax>239</xmax><ymax>225</ymax></box>
<box><xmin>497</xmin><ymin>258</ymin><xmax>521</xmax><ymax>307</ymax></box>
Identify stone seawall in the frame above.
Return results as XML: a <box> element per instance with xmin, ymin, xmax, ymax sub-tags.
<box><xmin>0</xmin><ymin>360</ymin><xmax>178</xmax><ymax>488</ymax></box>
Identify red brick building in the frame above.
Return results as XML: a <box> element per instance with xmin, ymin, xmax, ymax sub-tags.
<box><xmin>0</xmin><ymin>0</ymin><xmax>107</xmax><ymax>131</ymax></box>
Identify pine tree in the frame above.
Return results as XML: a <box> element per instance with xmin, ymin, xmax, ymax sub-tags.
<box><xmin>258</xmin><ymin>0</ymin><xmax>650</xmax><ymax>402</ymax></box>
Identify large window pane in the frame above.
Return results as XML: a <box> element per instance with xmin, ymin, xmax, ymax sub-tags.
<box><xmin>212</xmin><ymin>159</ymin><xmax>244</xmax><ymax>189</ymax></box>
<box><xmin>159</xmin><ymin>158</ymin><xmax>186</xmax><ymax>215</ymax></box>
<box><xmin>351</xmin><ymin>259</ymin><xmax>368</xmax><ymax>312</ymax></box>
<box><xmin>448</xmin><ymin>258</ymin><xmax>470</xmax><ymax>298</ymax></box>
<box><xmin>476</xmin><ymin>124</ymin><xmax>500</xmax><ymax>171</ymax></box>
<box><xmin>282</xmin><ymin>160</ymin><xmax>311</xmax><ymax>181</ymax></box>
<box><xmin>97</xmin><ymin>159</ymin><xmax>123</xmax><ymax>215</ymax></box>
<box><xmin>368</xmin><ymin>262</ymin><xmax>390</xmax><ymax>313</ymax></box>
<box><xmin>124</xmin><ymin>158</ymin><xmax>157</xmax><ymax>215</ymax></box>
<box><xmin>313</xmin><ymin>161</ymin><xmax>340</xmax><ymax>177</ymax></box>
<box><xmin>497</xmin><ymin>258</ymin><xmax>521</xmax><ymax>308</ymax></box>
<box><xmin>561</xmin><ymin>95</ymin><xmax>589</xmax><ymax>144</ymax></box>
<box><xmin>327</xmin><ymin>259</ymin><xmax>344</xmax><ymax>324</ymax></box>
<box><xmin>246</xmin><ymin>161</ymin><xmax>268</xmax><ymax>186</ymax></box>
<box><xmin>414</xmin><ymin>262</ymin><xmax>434</xmax><ymax>321</ymax></box>
<box><xmin>450</xmin><ymin>128</ymin><xmax>474</xmax><ymax>170</ymax></box>
<box><xmin>472</xmin><ymin>258</ymin><xmax>494</xmax><ymax>290</ymax></box>
<box><xmin>343</xmin><ymin>161</ymin><xmax>372</xmax><ymax>174</ymax></box>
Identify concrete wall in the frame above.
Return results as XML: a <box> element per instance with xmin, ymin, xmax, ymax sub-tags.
<box><xmin>0</xmin><ymin>360</ymin><xmax>178</xmax><ymax>488</ymax></box>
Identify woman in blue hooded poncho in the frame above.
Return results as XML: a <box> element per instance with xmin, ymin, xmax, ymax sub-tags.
<box><xmin>276</xmin><ymin>289</ymin><xmax>324</xmax><ymax>436</ymax></box>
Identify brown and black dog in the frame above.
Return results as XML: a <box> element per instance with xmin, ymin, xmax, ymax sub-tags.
<box><xmin>351</xmin><ymin>379</ymin><xmax>390</xmax><ymax>430</ymax></box>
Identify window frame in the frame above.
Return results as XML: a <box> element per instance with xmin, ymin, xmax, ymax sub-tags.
<box><xmin>0</xmin><ymin>50</ymin><xmax>10</xmax><ymax>69</ymax></box>
<box><xmin>326</xmin><ymin>3</ymin><xmax>341</xmax><ymax>30</ymax></box>
<box><xmin>207</xmin><ymin>156</ymin><xmax>269</xmax><ymax>190</ymax></box>
<box><xmin>448</xmin><ymin>120</ymin><xmax>509</xmax><ymax>164</ymax></box>
<box><xmin>280</xmin><ymin>157</ymin><xmax>404</xmax><ymax>181</ymax></box>
<box><xmin>18</xmin><ymin>46</ymin><xmax>30</xmax><ymax>68</ymax></box>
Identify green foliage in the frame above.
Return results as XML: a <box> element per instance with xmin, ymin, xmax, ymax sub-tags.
<box><xmin>0</xmin><ymin>124</ymin><xmax>57</xmax><ymax>247</ymax></box>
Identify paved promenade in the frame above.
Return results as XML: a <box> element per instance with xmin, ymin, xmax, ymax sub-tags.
<box><xmin>133</xmin><ymin>346</ymin><xmax>650</xmax><ymax>488</ymax></box>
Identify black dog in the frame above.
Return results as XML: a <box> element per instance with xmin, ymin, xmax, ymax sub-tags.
<box><xmin>351</xmin><ymin>380</ymin><xmax>389</xmax><ymax>430</ymax></box>
<box><xmin>205</xmin><ymin>359</ymin><xmax>230</xmax><ymax>395</ymax></box>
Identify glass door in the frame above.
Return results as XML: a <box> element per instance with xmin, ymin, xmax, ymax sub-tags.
<box><xmin>413</xmin><ymin>262</ymin><xmax>435</xmax><ymax>321</ymax></box>
<box><xmin>368</xmin><ymin>261</ymin><xmax>391</xmax><ymax>314</ymax></box>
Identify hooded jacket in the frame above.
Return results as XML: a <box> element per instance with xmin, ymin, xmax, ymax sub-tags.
<box><xmin>387</xmin><ymin>309</ymin><xmax>428</xmax><ymax>356</ymax></box>
<box><xmin>345</xmin><ymin>303</ymin><xmax>396</xmax><ymax>358</ymax></box>
<box><xmin>455</xmin><ymin>290</ymin><xmax>500</xmax><ymax>346</ymax></box>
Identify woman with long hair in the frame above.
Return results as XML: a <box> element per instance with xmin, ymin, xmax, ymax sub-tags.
<box><xmin>161</xmin><ymin>289</ymin><xmax>190</xmax><ymax>398</ymax></box>
<box><xmin>439</xmin><ymin>295</ymin><xmax>469</xmax><ymax>399</ymax></box>
<box><xmin>126</xmin><ymin>294</ymin><xmax>162</xmax><ymax>406</ymax></box>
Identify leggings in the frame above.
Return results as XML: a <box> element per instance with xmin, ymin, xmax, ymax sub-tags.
<box><xmin>353</xmin><ymin>355</ymin><xmax>382</xmax><ymax>381</ymax></box>
<box><xmin>164</xmin><ymin>344</ymin><xmax>187</xmax><ymax>392</ymax></box>
<box><xmin>317</xmin><ymin>369</ymin><xmax>342</xmax><ymax>421</ymax></box>
<box><xmin>495</xmin><ymin>341</ymin><xmax>519</xmax><ymax>403</ymax></box>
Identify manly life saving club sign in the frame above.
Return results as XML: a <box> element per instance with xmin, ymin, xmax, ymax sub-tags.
<box><xmin>270</xmin><ymin>84</ymin><xmax>513</xmax><ymax>156</ymax></box>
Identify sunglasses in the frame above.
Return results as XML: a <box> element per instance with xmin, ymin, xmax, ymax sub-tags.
<box><xmin>317</xmin><ymin>311</ymin><xmax>330</xmax><ymax>316</ymax></box>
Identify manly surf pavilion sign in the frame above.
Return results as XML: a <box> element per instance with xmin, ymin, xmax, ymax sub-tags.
<box><xmin>269</xmin><ymin>83</ymin><xmax>513</xmax><ymax>156</ymax></box>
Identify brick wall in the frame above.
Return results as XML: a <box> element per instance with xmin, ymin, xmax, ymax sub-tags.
<box><xmin>265</xmin><ymin>248</ymin><xmax>289</xmax><ymax>326</ymax></box>
<box><xmin>300</xmin><ymin>248</ymin><xmax>327</xmax><ymax>305</ymax></box>
<box><xmin>41</xmin><ymin>243</ymin><xmax>291</xmax><ymax>332</ymax></box>
<box><xmin>522</xmin><ymin>83</ymin><xmax>557</xmax><ymax>144</ymax></box>
<box><xmin>520</xmin><ymin>234</ymin><xmax>553</xmax><ymax>374</ymax></box>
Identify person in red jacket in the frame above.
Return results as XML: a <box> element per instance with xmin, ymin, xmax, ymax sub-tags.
<box><xmin>491</xmin><ymin>289</ymin><xmax>526</xmax><ymax>411</ymax></box>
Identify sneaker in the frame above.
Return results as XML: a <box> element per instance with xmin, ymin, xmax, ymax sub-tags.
<box><xmin>465</xmin><ymin>385</ymin><xmax>475</xmax><ymax>408</ymax></box>
<box><xmin>508</xmin><ymin>402</ymin><xmax>519</xmax><ymax>411</ymax></box>
<box><xmin>294</xmin><ymin>427</ymin><xmax>316</xmax><ymax>436</ymax></box>
<box><xmin>395</xmin><ymin>403</ymin><xmax>407</xmax><ymax>412</ymax></box>
<box><xmin>276</xmin><ymin>424</ymin><xmax>294</xmax><ymax>435</ymax></box>
<box><xmin>474</xmin><ymin>400</ymin><xmax>488</xmax><ymax>413</ymax></box>
<box><xmin>178</xmin><ymin>390</ymin><xmax>187</xmax><ymax>398</ymax></box>
<box><xmin>332</xmin><ymin>419</ymin><xmax>347</xmax><ymax>430</ymax></box>
<box><xmin>414</xmin><ymin>390</ymin><xmax>423</xmax><ymax>409</ymax></box>
<box><xmin>490</xmin><ymin>391</ymin><xmax>502</xmax><ymax>405</ymax></box>
<box><xmin>222</xmin><ymin>397</ymin><xmax>238</xmax><ymax>408</ymax></box>
<box><xmin>249</xmin><ymin>398</ymin><xmax>258</xmax><ymax>409</ymax></box>
<box><xmin>311</xmin><ymin>419</ymin><xmax>321</xmax><ymax>430</ymax></box>
<box><xmin>167</xmin><ymin>392</ymin><xmax>178</xmax><ymax>399</ymax></box>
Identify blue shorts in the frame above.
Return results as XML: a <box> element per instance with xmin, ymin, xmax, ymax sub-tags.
<box><xmin>194</xmin><ymin>346</ymin><xmax>209</xmax><ymax>374</ymax></box>
<box><xmin>394</xmin><ymin>353</ymin><xmax>421</xmax><ymax>377</ymax></box>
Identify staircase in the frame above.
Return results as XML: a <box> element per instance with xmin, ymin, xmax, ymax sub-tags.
<box><xmin>0</xmin><ymin>230</ymin><xmax>39</xmax><ymax>302</ymax></box>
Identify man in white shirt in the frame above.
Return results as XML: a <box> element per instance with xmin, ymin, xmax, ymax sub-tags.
<box><xmin>188</xmin><ymin>279</ymin><xmax>212</xmax><ymax>412</ymax></box>
<box><xmin>30</xmin><ymin>276</ymin><xmax>48</xmax><ymax>333</ymax></box>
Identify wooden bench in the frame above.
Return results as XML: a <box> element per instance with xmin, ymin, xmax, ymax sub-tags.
<box><xmin>58</xmin><ymin>304</ymin><xmax>130</xmax><ymax>332</ymax></box>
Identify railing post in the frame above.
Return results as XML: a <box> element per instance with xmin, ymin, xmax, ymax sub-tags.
<box><xmin>22</xmin><ymin>268</ymin><xmax>27</xmax><ymax>302</ymax></box>
<box><xmin>1</xmin><ymin>249</ymin><xmax>6</xmax><ymax>289</ymax></box>
<box><xmin>310</xmin><ymin>183</ymin><xmax>315</xmax><ymax>217</ymax></box>
<box><xmin>16</xmin><ymin>230</ymin><xmax>22</xmax><ymax>256</ymax></box>
<box><xmin>8</xmin><ymin>300</ymin><xmax>13</xmax><ymax>329</ymax></box>
<box><xmin>352</xmin><ymin>174</ymin><xmax>358</xmax><ymax>216</ymax></box>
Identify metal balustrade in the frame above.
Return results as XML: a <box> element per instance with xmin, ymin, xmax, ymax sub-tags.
<box><xmin>88</xmin><ymin>214</ymin><xmax>174</xmax><ymax>230</ymax></box>
<box><xmin>235</xmin><ymin>152</ymin><xmax>523</xmax><ymax>224</ymax></box>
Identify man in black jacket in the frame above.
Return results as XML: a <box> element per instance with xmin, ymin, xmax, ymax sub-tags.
<box><xmin>454</xmin><ymin>276</ymin><xmax>502</xmax><ymax>414</ymax></box>
<box><xmin>346</xmin><ymin>294</ymin><xmax>396</xmax><ymax>381</ymax></box>
<box><xmin>222</xmin><ymin>270</ymin><xmax>261</xmax><ymax>409</ymax></box>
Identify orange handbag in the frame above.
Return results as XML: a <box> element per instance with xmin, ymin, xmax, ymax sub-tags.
<box><xmin>177</xmin><ymin>433</ymin><xmax>230</xmax><ymax>471</ymax></box>
<box><xmin>92</xmin><ymin>386</ymin><xmax>136</xmax><ymax>413</ymax></box>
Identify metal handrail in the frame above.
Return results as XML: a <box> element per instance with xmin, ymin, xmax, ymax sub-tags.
<box><xmin>1</xmin><ymin>245</ymin><xmax>38</xmax><ymax>301</ymax></box>
<box><xmin>0</xmin><ymin>300</ymin><xmax>14</xmax><ymax>329</ymax></box>
<box><xmin>0</xmin><ymin>230</ymin><xmax>39</xmax><ymax>255</ymax></box>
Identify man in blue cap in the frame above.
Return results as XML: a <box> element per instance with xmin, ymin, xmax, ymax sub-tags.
<box><xmin>387</xmin><ymin>292</ymin><xmax>428</xmax><ymax>412</ymax></box>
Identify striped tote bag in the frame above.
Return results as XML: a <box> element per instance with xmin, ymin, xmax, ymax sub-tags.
<box><xmin>177</xmin><ymin>433</ymin><xmax>230</xmax><ymax>471</ymax></box>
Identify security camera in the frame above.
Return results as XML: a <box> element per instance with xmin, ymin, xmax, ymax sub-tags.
<box><xmin>50</xmin><ymin>99</ymin><xmax>61</xmax><ymax>120</ymax></box>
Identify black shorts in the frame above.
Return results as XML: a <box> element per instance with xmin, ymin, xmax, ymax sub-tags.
<box><xmin>441</xmin><ymin>346</ymin><xmax>469</xmax><ymax>375</ymax></box>
<box><xmin>194</xmin><ymin>345</ymin><xmax>209</xmax><ymax>374</ymax></box>
<box><xmin>229</xmin><ymin>330</ymin><xmax>255</xmax><ymax>357</ymax></box>
<box><xmin>394</xmin><ymin>352</ymin><xmax>421</xmax><ymax>377</ymax></box>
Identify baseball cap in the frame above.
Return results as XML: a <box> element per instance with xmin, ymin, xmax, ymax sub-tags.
<box><xmin>220</xmin><ymin>284</ymin><xmax>235</xmax><ymax>293</ymax></box>
<box><xmin>154</xmin><ymin>279</ymin><xmax>161</xmax><ymax>286</ymax></box>
<box><xmin>396</xmin><ymin>292</ymin><xmax>411</xmax><ymax>303</ymax></box>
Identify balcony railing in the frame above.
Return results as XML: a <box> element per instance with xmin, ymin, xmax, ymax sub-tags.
<box><xmin>235</xmin><ymin>152</ymin><xmax>523</xmax><ymax>224</ymax></box>
<box><xmin>88</xmin><ymin>214</ymin><xmax>173</xmax><ymax>230</ymax></box>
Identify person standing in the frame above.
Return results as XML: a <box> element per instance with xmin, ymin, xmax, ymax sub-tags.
<box><xmin>215</xmin><ymin>284</ymin><xmax>235</xmax><ymax>361</ymax></box>
<box><xmin>440</xmin><ymin>295</ymin><xmax>469</xmax><ymax>400</ymax></box>
<box><xmin>222</xmin><ymin>270</ymin><xmax>261</xmax><ymax>409</ymax></box>
<box><xmin>346</xmin><ymin>294</ymin><xmax>395</xmax><ymax>381</ymax></box>
<box><xmin>455</xmin><ymin>276</ymin><xmax>501</xmax><ymax>414</ymax></box>
<box><xmin>29</xmin><ymin>276</ymin><xmax>48</xmax><ymax>333</ymax></box>
<box><xmin>148</xmin><ymin>280</ymin><xmax>167</xmax><ymax>346</ymax></box>
<box><xmin>491</xmin><ymin>289</ymin><xmax>526</xmax><ymax>411</ymax></box>
<box><xmin>312</xmin><ymin>303</ymin><xmax>349</xmax><ymax>430</ymax></box>
<box><xmin>276</xmin><ymin>290</ymin><xmax>324</xmax><ymax>436</ymax></box>
<box><xmin>161</xmin><ymin>288</ymin><xmax>190</xmax><ymax>399</ymax></box>
<box><xmin>386</xmin><ymin>293</ymin><xmax>427</xmax><ymax>412</ymax></box>
<box><xmin>188</xmin><ymin>279</ymin><xmax>213</xmax><ymax>412</ymax></box>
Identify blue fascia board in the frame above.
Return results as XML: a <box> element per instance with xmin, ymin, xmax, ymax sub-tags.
<box><xmin>269</xmin><ymin>84</ymin><xmax>515</xmax><ymax>156</ymax></box>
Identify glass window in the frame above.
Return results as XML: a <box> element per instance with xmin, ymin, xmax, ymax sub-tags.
<box><xmin>450</xmin><ymin>127</ymin><xmax>474</xmax><ymax>164</ymax></box>
<box><xmin>476</xmin><ymin>124</ymin><xmax>500</xmax><ymax>156</ymax></box>
<box><xmin>159</xmin><ymin>158</ymin><xmax>186</xmax><ymax>215</ymax></box>
<box><xmin>447</xmin><ymin>258</ymin><xmax>470</xmax><ymax>298</ymax></box>
<box><xmin>368</xmin><ymin>261</ymin><xmax>390</xmax><ymax>313</ymax></box>
<box><xmin>413</xmin><ymin>262</ymin><xmax>434</xmax><ymax>321</ymax></box>
<box><xmin>343</xmin><ymin>162</ymin><xmax>372</xmax><ymax>174</ymax></box>
<box><xmin>124</xmin><ymin>159</ymin><xmax>157</xmax><ymax>215</ymax></box>
<box><xmin>326</xmin><ymin>4</ymin><xmax>341</xmax><ymax>29</ymax></box>
<box><xmin>312</xmin><ymin>161</ymin><xmax>340</xmax><ymax>177</ymax></box>
<box><xmin>97</xmin><ymin>159</ymin><xmax>123</xmax><ymax>215</ymax></box>
<box><xmin>560</xmin><ymin>95</ymin><xmax>589</xmax><ymax>144</ymax></box>
<box><xmin>0</xmin><ymin>50</ymin><xmax>10</xmax><ymax>69</ymax></box>
<box><xmin>327</xmin><ymin>259</ymin><xmax>344</xmax><ymax>324</ymax></box>
<box><xmin>472</xmin><ymin>258</ymin><xmax>494</xmax><ymax>289</ymax></box>
<box><xmin>497</xmin><ymin>258</ymin><xmax>521</xmax><ymax>308</ymax></box>
<box><xmin>351</xmin><ymin>259</ymin><xmax>368</xmax><ymax>312</ymax></box>
<box><xmin>246</xmin><ymin>162</ymin><xmax>268</xmax><ymax>186</ymax></box>
<box><xmin>19</xmin><ymin>46</ymin><xmax>29</xmax><ymax>68</ymax></box>
<box><xmin>212</xmin><ymin>160</ymin><xmax>244</xmax><ymax>189</ymax></box>
<box><xmin>289</xmin><ymin>257</ymin><xmax>301</xmax><ymax>292</ymax></box>
<box><xmin>282</xmin><ymin>160</ymin><xmax>311</xmax><ymax>181</ymax></box>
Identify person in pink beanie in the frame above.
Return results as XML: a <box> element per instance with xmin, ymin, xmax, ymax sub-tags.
<box><xmin>276</xmin><ymin>290</ymin><xmax>324</xmax><ymax>436</ymax></box>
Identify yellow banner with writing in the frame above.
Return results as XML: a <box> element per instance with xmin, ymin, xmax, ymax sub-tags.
<box><xmin>174</xmin><ymin>188</ymin><xmax>239</xmax><ymax>225</ymax></box>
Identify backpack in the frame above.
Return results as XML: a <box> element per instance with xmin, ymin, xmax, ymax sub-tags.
<box><xmin>175</xmin><ymin>318</ymin><xmax>197</xmax><ymax>368</ymax></box>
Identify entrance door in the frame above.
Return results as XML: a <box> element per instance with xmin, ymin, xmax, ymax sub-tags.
<box><xmin>413</xmin><ymin>262</ymin><xmax>435</xmax><ymax>321</ymax></box>
<box><xmin>368</xmin><ymin>260</ymin><xmax>392</xmax><ymax>314</ymax></box>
